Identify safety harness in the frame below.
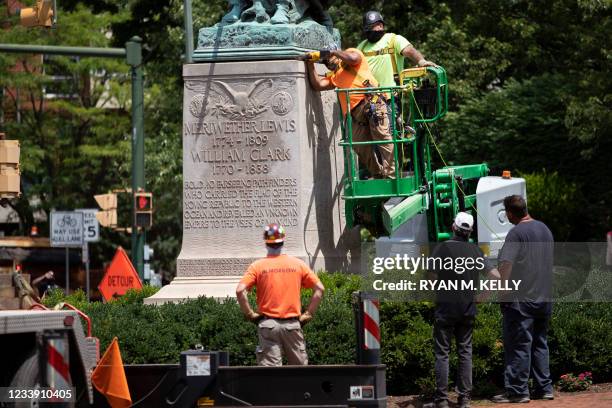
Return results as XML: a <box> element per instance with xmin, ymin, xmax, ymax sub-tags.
<box><xmin>357</xmin><ymin>34</ymin><xmax>399</xmax><ymax>78</ymax></box>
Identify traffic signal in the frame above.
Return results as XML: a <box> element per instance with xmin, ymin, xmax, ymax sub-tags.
<box><xmin>0</xmin><ymin>135</ymin><xmax>20</xmax><ymax>199</ymax></box>
<box><xmin>134</xmin><ymin>192</ymin><xmax>153</xmax><ymax>229</ymax></box>
<box><xmin>94</xmin><ymin>193</ymin><xmax>117</xmax><ymax>228</ymax></box>
<box><xmin>19</xmin><ymin>0</ymin><xmax>54</xmax><ymax>28</ymax></box>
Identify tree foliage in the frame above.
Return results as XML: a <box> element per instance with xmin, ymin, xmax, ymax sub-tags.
<box><xmin>0</xmin><ymin>0</ymin><xmax>609</xmax><ymax>281</ymax></box>
<box><xmin>0</xmin><ymin>4</ymin><xmax>132</xmax><ymax>264</ymax></box>
<box><xmin>519</xmin><ymin>171</ymin><xmax>582</xmax><ymax>241</ymax></box>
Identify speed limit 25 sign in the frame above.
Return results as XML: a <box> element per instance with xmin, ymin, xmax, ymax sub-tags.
<box><xmin>76</xmin><ymin>208</ymin><xmax>100</xmax><ymax>242</ymax></box>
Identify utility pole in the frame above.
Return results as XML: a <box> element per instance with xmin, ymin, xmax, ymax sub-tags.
<box><xmin>183</xmin><ymin>0</ymin><xmax>194</xmax><ymax>63</ymax></box>
<box><xmin>126</xmin><ymin>37</ymin><xmax>145</xmax><ymax>281</ymax></box>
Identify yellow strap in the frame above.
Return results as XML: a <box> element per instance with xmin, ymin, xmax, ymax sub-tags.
<box><xmin>388</xmin><ymin>34</ymin><xmax>398</xmax><ymax>76</ymax></box>
<box><xmin>358</xmin><ymin>34</ymin><xmax>399</xmax><ymax>76</ymax></box>
<box><xmin>362</xmin><ymin>47</ymin><xmax>394</xmax><ymax>57</ymax></box>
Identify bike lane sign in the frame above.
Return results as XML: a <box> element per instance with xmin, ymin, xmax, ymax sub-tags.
<box><xmin>50</xmin><ymin>211</ymin><xmax>84</xmax><ymax>247</ymax></box>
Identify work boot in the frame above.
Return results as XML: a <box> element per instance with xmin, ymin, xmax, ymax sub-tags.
<box><xmin>491</xmin><ymin>393</ymin><xmax>530</xmax><ymax>403</ymax></box>
<box><xmin>531</xmin><ymin>392</ymin><xmax>554</xmax><ymax>400</ymax></box>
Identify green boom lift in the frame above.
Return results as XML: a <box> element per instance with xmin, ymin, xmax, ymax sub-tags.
<box><xmin>338</xmin><ymin>66</ymin><xmax>490</xmax><ymax>242</ymax></box>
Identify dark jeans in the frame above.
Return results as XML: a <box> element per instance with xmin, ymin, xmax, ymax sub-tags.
<box><xmin>434</xmin><ymin>316</ymin><xmax>474</xmax><ymax>402</ymax></box>
<box><xmin>502</xmin><ymin>307</ymin><xmax>553</xmax><ymax>397</ymax></box>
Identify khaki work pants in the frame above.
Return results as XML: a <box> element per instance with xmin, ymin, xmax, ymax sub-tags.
<box><xmin>350</xmin><ymin>96</ymin><xmax>395</xmax><ymax>178</ymax></box>
<box><xmin>256</xmin><ymin>317</ymin><xmax>308</xmax><ymax>366</ymax></box>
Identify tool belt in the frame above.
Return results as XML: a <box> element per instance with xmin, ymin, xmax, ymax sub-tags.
<box><xmin>354</xmin><ymin>92</ymin><xmax>386</xmax><ymax>109</ymax></box>
<box><xmin>365</xmin><ymin>91</ymin><xmax>387</xmax><ymax>112</ymax></box>
<box><xmin>350</xmin><ymin>94</ymin><xmax>388</xmax><ymax>127</ymax></box>
<box><xmin>364</xmin><ymin>92</ymin><xmax>386</xmax><ymax>104</ymax></box>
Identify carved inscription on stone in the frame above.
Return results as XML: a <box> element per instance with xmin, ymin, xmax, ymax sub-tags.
<box><xmin>183</xmin><ymin>178</ymin><xmax>299</xmax><ymax>230</ymax></box>
<box><xmin>183</xmin><ymin>77</ymin><xmax>300</xmax><ymax>235</ymax></box>
<box><xmin>177</xmin><ymin>258</ymin><xmax>257</xmax><ymax>277</ymax></box>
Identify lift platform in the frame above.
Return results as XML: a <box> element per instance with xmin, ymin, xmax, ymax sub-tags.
<box><xmin>337</xmin><ymin>66</ymin><xmax>489</xmax><ymax>242</ymax></box>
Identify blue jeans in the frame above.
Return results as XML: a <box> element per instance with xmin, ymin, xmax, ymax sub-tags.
<box><xmin>502</xmin><ymin>306</ymin><xmax>553</xmax><ymax>397</ymax></box>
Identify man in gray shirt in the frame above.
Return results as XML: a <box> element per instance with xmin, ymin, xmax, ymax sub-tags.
<box><xmin>430</xmin><ymin>212</ymin><xmax>498</xmax><ymax>408</ymax></box>
<box><xmin>492</xmin><ymin>195</ymin><xmax>554</xmax><ymax>403</ymax></box>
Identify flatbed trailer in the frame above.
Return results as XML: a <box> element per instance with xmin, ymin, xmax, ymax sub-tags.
<box><xmin>93</xmin><ymin>293</ymin><xmax>386</xmax><ymax>407</ymax></box>
<box><xmin>90</xmin><ymin>353</ymin><xmax>386</xmax><ymax>407</ymax></box>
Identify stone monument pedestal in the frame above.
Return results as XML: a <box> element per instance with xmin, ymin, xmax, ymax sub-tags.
<box><xmin>145</xmin><ymin>60</ymin><xmax>352</xmax><ymax>305</ymax></box>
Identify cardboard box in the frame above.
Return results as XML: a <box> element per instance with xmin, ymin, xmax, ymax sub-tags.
<box><xmin>0</xmin><ymin>173</ymin><xmax>20</xmax><ymax>194</ymax></box>
<box><xmin>0</xmin><ymin>140</ymin><xmax>20</xmax><ymax>164</ymax></box>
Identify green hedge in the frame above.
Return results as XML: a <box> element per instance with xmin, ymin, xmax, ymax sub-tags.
<box><xmin>44</xmin><ymin>274</ymin><xmax>612</xmax><ymax>395</ymax></box>
<box><xmin>519</xmin><ymin>171</ymin><xmax>582</xmax><ymax>241</ymax></box>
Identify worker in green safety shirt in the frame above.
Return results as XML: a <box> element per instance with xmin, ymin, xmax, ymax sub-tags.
<box><xmin>357</xmin><ymin>10</ymin><xmax>436</xmax><ymax>88</ymax></box>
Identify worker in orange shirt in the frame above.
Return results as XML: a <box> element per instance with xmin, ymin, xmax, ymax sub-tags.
<box><xmin>236</xmin><ymin>223</ymin><xmax>325</xmax><ymax>366</ymax></box>
<box><xmin>305</xmin><ymin>45</ymin><xmax>396</xmax><ymax>179</ymax></box>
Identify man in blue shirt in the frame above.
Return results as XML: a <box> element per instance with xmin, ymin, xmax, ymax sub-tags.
<box><xmin>492</xmin><ymin>195</ymin><xmax>555</xmax><ymax>403</ymax></box>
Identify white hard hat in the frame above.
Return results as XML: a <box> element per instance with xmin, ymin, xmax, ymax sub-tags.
<box><xmin>453</xmin><ymin>212</ymin><xmax>474</xmax><ymax>231</ymax></box>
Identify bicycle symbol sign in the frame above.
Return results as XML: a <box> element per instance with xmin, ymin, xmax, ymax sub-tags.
<box><xmin>50</xmin><ymin>211</ymin><xmax>84</xmax><ymax>247</ymax></box>
<box><xmin>57</xmin><ymin>215</ymin><xmax>78</xmax><ymax>228</ymax></box>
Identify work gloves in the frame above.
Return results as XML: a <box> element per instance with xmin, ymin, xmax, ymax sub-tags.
<box><xmin>298</xmin><ymin>50</ymin><xmax>332</xmax><ymax>62</ymax></box>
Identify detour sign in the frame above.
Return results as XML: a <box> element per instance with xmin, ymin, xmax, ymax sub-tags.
<box><xmin>98</xmin><ymin>247</ymin><xmax>142</xmax><ymax>301</ymax></box>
